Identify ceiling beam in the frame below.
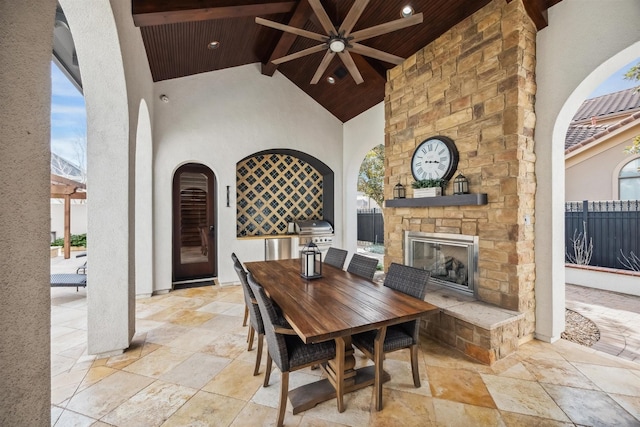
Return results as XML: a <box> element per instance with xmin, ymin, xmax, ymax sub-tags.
<box><xmin>133</xmin><ymin>1</ymin><xmax>296</xmax><ymax>27</ymax></box>
<box><xmin>262</xmin><ymin>0</ymin><xmax>314</xmax><ymax>76</ymax></box>
<box><xmin>508</xmin><ymin>0</ymin><xmax>549</xmax><ymax>30</ymax></box>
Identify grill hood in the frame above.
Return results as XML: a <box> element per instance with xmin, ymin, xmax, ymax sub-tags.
<box><xmin>294</xmin><ymin>220</ymin><xmax>334</xmax><ymax>235</ymax></box>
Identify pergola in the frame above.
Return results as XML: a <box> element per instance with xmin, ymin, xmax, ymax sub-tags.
<box><xmin>51</xmin><ymin>173</ymin><xmax>86</xmax><ymax>259</ymax></box>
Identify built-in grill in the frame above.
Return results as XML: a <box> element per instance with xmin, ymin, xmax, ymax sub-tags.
<box><xmin>294</xmin><ymin>220</ymin><xmax>334</xmax><ymax>253</ymax></box>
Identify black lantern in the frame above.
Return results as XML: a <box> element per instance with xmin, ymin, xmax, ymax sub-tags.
<box><xmin>453</xmin><ymin>173</ymin><xmax>469</xmax><ymax>195</ymax></box>
<box><xmin>300</xmin><ymin>241</ymin><xmax>322</xmax><ymax>279</ymax></box>
<box><xmin>393</xmin><ymin>182</ymin><xmax>406</xmax><ymax>199</ymax></box>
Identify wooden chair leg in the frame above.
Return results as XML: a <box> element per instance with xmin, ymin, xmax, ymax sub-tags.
<box><xmin>410</xmin><ymin>344</ymin><xmax>421</xmax><ymax>388</ymax></box>
<box><xmin>242</xmin><ymin>305</ymin><xmax>249</xmax><ymax>327</ymax></box>
<box><xmin>264</xmin><ymin>352</ymin><xmax>273</xmax><ymax>387</ymax></box>
<box><xmin>247</xmin><ymin>325</ymin><xmax>255</xmax><ymax>351</ymax></box>
<box><xmin>276</xmin><ymin>371</ymin><xmax>289</xmax><ymax>427</ymax></box>
<box><xmin>253</xmin><ymin>334</ymin><xmax>263</xmax><ymax>376</ymax></box>
<box><xmin>373</xmin><ymin>326</ymin><xmax>387</xmax><ymax>411</ymax></box>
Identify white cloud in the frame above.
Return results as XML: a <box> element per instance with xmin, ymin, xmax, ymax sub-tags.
<box><xmin>51</xmin><ymin>103</ymin><xmax>86</xmax><ymax>116</ymax></box>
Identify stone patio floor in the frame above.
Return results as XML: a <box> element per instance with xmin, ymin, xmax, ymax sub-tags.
<box><xmin>50</xmin><ymin>255</ymin><xmax>640</xmax><ymax>426</ymax></box>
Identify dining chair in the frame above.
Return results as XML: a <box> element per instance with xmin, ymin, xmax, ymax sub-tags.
<box><xmin>346</xmin><ymin>253</ymin><xmax>379</xmax><ymax>280</ymax></box>
<box><xmin>232</xmin><ymin>253</ymin><xmax>264</xmax><ymax>376</ymax></box>
<box><xmin>351</xmin><ymin>262</ymin><xmax>430</xmax><ymax>411</ymax></box>
<box><xmin>247</xmin><ymin>272</ymin><xmax>338</xmax><ymax>427</ymax></box>
<box><xmin>324</xmin><ymin>247</ymin><xmax>348</xmax><ymax>269</ymax></box>
<box><xmin>232</xmin><ymin>253</ymin><xmax>250</xmax><ymax>327</ymax></box>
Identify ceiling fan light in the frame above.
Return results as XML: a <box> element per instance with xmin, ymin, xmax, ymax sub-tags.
<box><xmin>329</xmin><ymin>39</ymin><xmax>346</xmax><ymax>53</ymax></box>
<box><xmin>401</xmin><ymin>5</ymin><xmax>414</xmax><ymax>18</ymax></box>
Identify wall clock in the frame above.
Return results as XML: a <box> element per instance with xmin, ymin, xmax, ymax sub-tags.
<box><xmin>410</xmin><ymin>136</ymin><xmax>459</xmax><ymax>181</ymax></box>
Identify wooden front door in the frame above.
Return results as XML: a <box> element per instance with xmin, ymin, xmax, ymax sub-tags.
<box><xmin>172</xmin><ymin>163</ymin><xmax>217</xmax><ymax>283</ymax></box>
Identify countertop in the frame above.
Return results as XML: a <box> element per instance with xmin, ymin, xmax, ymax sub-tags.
<box><xmin>237</xmin><ymin>234</ymin><xmax>299</xmax><ymax>240</ymax></box>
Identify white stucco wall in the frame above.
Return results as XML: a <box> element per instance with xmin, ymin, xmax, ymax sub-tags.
<box><xmin>343</xmin><ymin>103</ymin><xmax>385</xmax><ymax>258</ymax></box>
<box><xmin>50</xmin><ymin>202</ymin><xmax>88</xmax><ymax>237</ymax></box>
<box><xmin>153</xmin><ymin>64</ymin><xmax>344</xmax><ymax>289</ymax></box>
<box><xmin>535</xmin><ymin>0</ymin><xmax>640</xmax><ymax>342</ymax></box>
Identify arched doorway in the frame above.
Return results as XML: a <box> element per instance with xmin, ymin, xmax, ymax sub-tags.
<box><xmin>172</xmin><ymin>163</ymin><xmax>217</xmax><ymax>284</ymax></box>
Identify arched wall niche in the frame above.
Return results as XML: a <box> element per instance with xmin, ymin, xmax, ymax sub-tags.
<box><xmin>236</xmin><ymin>148</ymin><xmax>335</xmax><ymax>232</ymax></box>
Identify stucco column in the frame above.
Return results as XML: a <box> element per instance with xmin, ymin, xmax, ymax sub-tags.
<box><xmin>0</xmin><ymin>1</ymin><xmax>56</xmax><ymax>424</ymax></box>
<box><xmin>60</xmin><ymin>0</ymin><xmax>135</xmax><ymax>355</ymax></box>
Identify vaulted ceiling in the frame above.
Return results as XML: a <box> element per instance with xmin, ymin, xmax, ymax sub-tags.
<box><xmin>132</xmin><ymin>0</ymin><xmax>560</xmax><ymax>122</ymax></box>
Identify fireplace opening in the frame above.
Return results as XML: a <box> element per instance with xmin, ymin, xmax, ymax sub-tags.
<box><xmin>405</xmin><ymin>231</ymin><xmax>478</xmax><ymax>295</ymax></box>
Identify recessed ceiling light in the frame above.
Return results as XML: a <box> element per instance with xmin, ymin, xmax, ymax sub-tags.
<box><xmin>207</xmin><ymin>41</ymin><xmax>220</xmax><ymax>50</ymax></box>
<box><xmin>327</xmin><ymin>76</ymin><xmax>336</xmax><ymax>84</ymax></box>
<box><xmin>401</xmin><ymin>5</ymin><xmax>414</xmax><ymax>18</ymax></box>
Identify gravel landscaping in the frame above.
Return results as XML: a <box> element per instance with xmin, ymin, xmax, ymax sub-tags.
<box><xmin>561</xmin><ymin>308</ymin><xmax>601</xmax><ymax>347</ymax></box>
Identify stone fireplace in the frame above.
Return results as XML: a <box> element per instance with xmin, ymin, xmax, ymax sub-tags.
<box><xmin>384</xmin><ymin>0</ymin><xmax>537</xmax><ymax>364</ymax></box>
<box><xmin>405</xmin><ymin>231</ymin><xmax>478</xmax><ymax>295</ymax></box>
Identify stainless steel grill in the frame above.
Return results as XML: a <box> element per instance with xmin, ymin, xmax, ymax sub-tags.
<box><xmin>295</xmin><ymin>220</ymin><xmax>334</xmax><ymax>248</ymax></box>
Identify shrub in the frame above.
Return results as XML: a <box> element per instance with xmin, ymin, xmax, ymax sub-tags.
<box><xmin>51</xmin><ymin>233</ymin><xmax>87</xmax><ymax>247</ymax></box>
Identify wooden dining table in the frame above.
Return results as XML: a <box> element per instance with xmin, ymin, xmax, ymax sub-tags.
<box><xmin>244</xmin><ymin>258</ymin><xmax>438</xmax><ymax>414</ymax></box>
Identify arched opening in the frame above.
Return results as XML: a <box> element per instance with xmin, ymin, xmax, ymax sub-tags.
<box><xmin>534</xmin><ymin>0</ymin><xmax>640</xmax><ymax>342</ymax></box>
<box><xmin>356</xmin><ymin>144</ymin><xmax>384</xmax><ymax>269</ymax></box>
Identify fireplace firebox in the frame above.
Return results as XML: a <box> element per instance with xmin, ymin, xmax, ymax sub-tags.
<box><xmin>404</xmin><ymin>231</ymin><xmax>478</xmax><ymax>295</ymax></box>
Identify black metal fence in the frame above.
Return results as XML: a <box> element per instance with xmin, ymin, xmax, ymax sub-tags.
<box><xmin>565</xmin><ymin>200</ymin><xmax>640</xmax><ymax>270</ymax></box>
<box><xmin>357</xmin><ymin>209</ymin><xmax>384</xmax><ymax>244</ymax></box>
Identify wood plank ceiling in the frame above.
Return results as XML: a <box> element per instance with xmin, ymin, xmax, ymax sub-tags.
<box><xmin>133</xmin><ymin>0</ymin><xmax>561</xmax><ymax>122</ymax></box>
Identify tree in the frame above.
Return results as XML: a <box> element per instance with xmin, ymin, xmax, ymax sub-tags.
<box><xmin>624</xmin><ymin>63</ymin><xmax>640</xmax><ymax>154</ymax></box>
<box><xmin>357</xmin><ymin>144</ymin><xmax>385</xmax><ymax>208</ymax></box>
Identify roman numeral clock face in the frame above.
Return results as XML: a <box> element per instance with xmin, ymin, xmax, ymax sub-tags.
<box><xmin>411</xmin><ymin>136</ymin><xmax>459</xmax><ymax>181</ymax></box>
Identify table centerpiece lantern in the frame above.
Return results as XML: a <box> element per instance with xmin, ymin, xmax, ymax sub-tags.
<box><xmin>300</xmin><ymin>241</ymin><xmax>322</xmax><ymax>279</ymax></box>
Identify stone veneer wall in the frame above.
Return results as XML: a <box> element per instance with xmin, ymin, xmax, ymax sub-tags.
<box><xmin>384</xmin><ymin>0</ymin><xmax>537</xmax><ymax>349</ymax></box>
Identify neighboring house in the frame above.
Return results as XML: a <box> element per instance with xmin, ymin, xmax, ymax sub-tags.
<box><xmin>565</xmin><ymin>88</ymin><xmax>640</xmax><ymax>201</ymax></box>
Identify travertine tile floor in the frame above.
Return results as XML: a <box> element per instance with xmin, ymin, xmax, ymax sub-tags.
<box><xmin>51</xmin><ymin>275</ymin><xmax>640</xmax><ymax>426</ymax></box>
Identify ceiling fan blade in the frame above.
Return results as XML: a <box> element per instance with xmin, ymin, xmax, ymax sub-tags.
<box><xmin>271</xmin><ymin>44</ymin><xmax>327</xmax><ymax>65</ymax></box>
<box><xmin>339</xmin><ymin>0</ymin><xmax>369</xmax><ymax>37</ymax></box>
<box><xmin>310</xmin><ymin>50</ymin><xmax>336</xmax><ymax>84</ymax></box>
<box><xmin>256</xmin><ymin>17</ymin><xmax>326</xmax><ymax>42</ymax></box>
<box><xmin>350</xmin><ymin>13</ymin><xmax>423</xmax><ymax>43</ymax></box>
<box><xmin>308</xmin><ymin>0</ymin><xmax>336</xmax><ymax>35</ymax></box>
<box><xmin>338</xmin><ymin>51</ymin><xmax>364</xmax><ymax>85</ymax></box>
<box><xmin>350</xmin><ymin>43</ymin><xmax>404</xmax><ymax>65</ymax></box>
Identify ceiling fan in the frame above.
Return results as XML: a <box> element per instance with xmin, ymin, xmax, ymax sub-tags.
<box><xmin>256</xmin><ymin>0</ymin><xmax>423</xmax><ymax>85</ymax></box>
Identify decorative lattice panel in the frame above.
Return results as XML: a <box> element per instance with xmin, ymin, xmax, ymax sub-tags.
<box><xmin>237</xmin><ymin>154</ymin><xmax>323</xmax><ymax>236</ymax></box>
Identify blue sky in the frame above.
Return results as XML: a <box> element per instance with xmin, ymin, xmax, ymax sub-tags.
<box><xmin>588</xmin><ymin>59</ymin><xmax>639</xmax><ymax>98</ymax></box>
<box><xmin>49</xmin><ymin>57</ymin><xmax>640</xmax><ymax>168</ymax></box>
<box><xmin>51</xmin><ymin>62</ymin><xmax>86</xmax><ymax>168</ymax></box>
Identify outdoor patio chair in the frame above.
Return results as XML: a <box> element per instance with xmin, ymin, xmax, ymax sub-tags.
<box><xmin>50</xmin><ymin>273</ymin><xmax>87</xmax><ymax>292</ymax></box>
<box><xmin>351</xmin><ymin>263</ymin><xmax>430</xmax><ymax>410</ymax></box>
<box><xmin>247</xmin><ymin>272</ymin><xmax>337</xmax><ymax>427</ymax></box>
<box><xmin>346</xmin><ymin>253</ymin><xmax>378</xmax><ymax>280</ymax></box>
<box><xmin>232</xmin><ymin>252</ymin><xmax>265</xmax><ymax>376</ymax></box>
<box><xmin>232</xmin><ymin>253</ymin><xmax>250</xmax><ymax>327</ymax></box>
<box><xmin>324</xmin><ymin>247</ymin><xmax>348</xmax><ymax>269</ymax></box>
